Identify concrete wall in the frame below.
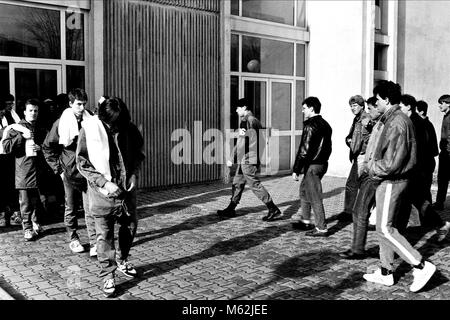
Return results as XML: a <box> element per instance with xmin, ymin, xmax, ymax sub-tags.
<box><xmin>307</xmin><ymin>1</ymin><xmax>367</xmax><ymax>177</ymax></box>
<box><xmin>397</xmin><ymin>0</ymin><xmax>450</xmax><ymax>137</ymax></box>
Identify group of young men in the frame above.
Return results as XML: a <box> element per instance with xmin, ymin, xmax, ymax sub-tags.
<box><xmin>0</xmin><ymin>89</ymin><xmax>145</xmax><ymax>297</ymax></box>
<box><xmin>218</xmin><ymin>80</ymin><xmax>450</xmax><ymax>293</ymax></box>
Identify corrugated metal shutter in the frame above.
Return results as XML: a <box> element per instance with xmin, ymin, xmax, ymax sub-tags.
<box><xmin>104</xmin><ymin>0</ymin><xmax>221</xmax><ymax>188</ymax></box>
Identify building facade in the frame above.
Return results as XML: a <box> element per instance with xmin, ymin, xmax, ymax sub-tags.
<box><xmin>1</xmin><ymin>0</ymin><xmax>449</xmax><ymax>188</ymax></box>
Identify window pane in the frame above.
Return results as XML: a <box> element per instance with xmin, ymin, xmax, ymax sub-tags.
<box><xmin>270</xmin><ymin>136</ymin><xmax>291</xmax><ymax>171</ymax></box>
<box><xmin>271</xmin><ymin>82</ymin><xmax>291</xmax><ymax>130</ymax></box>
<box><xmin>231</xmin><ymin>34</ymin><xmax>239</xmax><ymax>72</ymax></box>
<box><xmin>296</xmin><ymin>0</ymin><xmax>306</xmax><ymax>27</ymax></box>
<box><xmin>296</xmin><ymin>44</ymin><xmax>305</xmax><ymax>77</ymax></box>
<box><xmin>67</xmin><ymin>66</ymin><xmax>85</xmax><ymax>91</ymax></box>
<box><xmin>66</xmin><ymin>11</ymin><xmax>85</xmax><ymax>61</ymax></box>
<box><xmin>296</xmin><ymin>80</ymin><xmax>305</xmax><ymax>130</ymax></box>
<box><xmin>0</xmin><ymin>3</ymin><xmax>60</xmax><ymax>59</ymax></box>
<box><xmin>242</xmin><ymin>0</ymin><xmax>294</xmax><ymax>25</ymax></box>
<box><xmin>230</xmin><ymin>76</ymin><xmax>239</xmax><ymax>130</ymax></box>
<box><xmin>242</xmin><ymin>36</ymin><xmax>294</xmax><ymax>76</ymax></box>
<box><xmin>244</xmin><ymin>80</ymin><xmax>266</xmax><ymax>126</ymax></box>
<box><xmin>0</xmin><ymin>62</ymin><xmax>10</xmax><ymax>99</ymax></box>
<box><xmin>231</xmin><ymin>0</ymin><xmax>239</xmax><ymax>15</ymax></box>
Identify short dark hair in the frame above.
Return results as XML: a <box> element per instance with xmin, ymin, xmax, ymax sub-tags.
<box><xmin>416</xmin><ymin>100</ymin><xmax>428</xmax><ymax>115</ymax></box>
<box><xmin>236</xmin><ymin>98</ymin><xmax>252</xmax><ymax>112</ymax></box>
<box><xmin>366</xmin><ymin>96</ymin><xmax>377</xmax><ymax>106</ymax></box>
<box><xmin>400</xmin><ymin>94</ymin><xmax>417</xmax><ymax>112</ymax></box>
<box><xmin>68</xmin><ymin>88</ymin><xmax>88</xmax><ymax>103</ymax></box>
<box><xmin>438</xmin><ymin>94</ymin><xmax>450</xmax><ymax>104</ymax></box>
<box><xmin>3</xmin><ymin>93</ymin><xmax>14</xmax><ymax>102</ymax></box>
<box><xmin>302</xmin><ymin>96</ymin><xmax>321</xmax><ymax>113</ymax></box>
<box><xmin>98</xmin><ymin>97</ymin><xmax>122</xmax><ymax>126</ymax></box>
<box><xmin>373</xmin><ymin>80</ymin><xmax>402</xmax><ymax>105</ymax></box>
<box><xmin>25</xmin><ymin>98</ymin><xmax>39</xmax><ymax>107</ymax></box>
<box><xmin>349</xmin><ymin>95</ymin><xmax>365</xmax><ymax>107</ymax></box>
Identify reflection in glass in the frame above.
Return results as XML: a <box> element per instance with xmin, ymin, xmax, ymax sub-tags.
<box><xmin>242</xmin><ymin>36</ymin><xmax>293</xmax><ymax>76</ymax></box>
<box><xmin>231</xmin><ymin>0</ymin><xmax>239</xmax><ymax>15</ymax></box>
<box><xmin>67</xmin><ymin>66</ymin><xmax>85</xmax><ymax>91</ymax></box>
<box><xmin>244</xmin><ymin>80</ymin><xmax>266</xmax><ymax>126</ymax></box>
<box><xmin>0</xmin><ymin>62</ymin><xmax>10</xmax><ymax>98</ymax></box>
<box><xmin>296</xmin><ymin>80</ymin><xmax>305</xmax><ymax>130</ymax></box>
<box><xmin>271</xmin><ymin>136</ymin><xmax>291</xmax><ymax>171</ymax></box>
<box><xmin>66</xmin><ymin>12</ymin><xmax>85</xmax><ymax>61</ymax></box>
<box><xmin>296</xmin><ymin>44</ymin><xmax>305</xmax><ymax>77</ymax></box>
<box><xmin>271</xmin><ymin>82</ymin><xmax>291</xmax><ymax>130</ymax></box>
<box><xmin>297</xmin><ymin>0</ymin><xmax>306</xmax><ymax>27</ymax></box>
<box><xmin>0</xmin><ymin>3</ymin><xmax>60</xmax><ymax>59</ymax></box>
<box><xmin>242</xmin><ymin>0</ymin><xmax>294</xmax><ymax>25</ymax></box>
<box><xmin>231</xmin><ymin>34</ymin><xmax>239</xmax><ymax>72</ymax></box>
<box><xmin>14</xmin><ymin>68</ymin><xmax>57</xmax><ymax>116</ymax></box>
<box><xmin>230</xmin><ymin>76</ymin><xmax>239</xmax><ymax>130</ymax></box>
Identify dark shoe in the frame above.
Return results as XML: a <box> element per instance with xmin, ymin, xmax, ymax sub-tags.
<box><xmin>432</xmin><ymin>202</ymin><xmax>444</xmax><ymax>211</ymax></box>
<box><xmin>368</xmin><ymin>224</ymin><xmax>376</xmax><ymax>231</ymax></box>
<box><xmin>292</xmin><ymin>221</ymin><xmax>315</xmax><ymax>231</ymax></box>
<box><xmin>217</xmin><ymin>202</ymin><xmax>237</xmax><ymax>218</ymax></box>
<box><xmin>339</xmin><ymin>249</ymin><xmax>367</xmax><ymax>260</ymax></box>
<box><xmin>337</xmin><ymin>211</ymin><xmax>352</xmax><ymax>222</ymax></box>
<box><xmin>305</xmin><ymin>228</ymin><xmax>328</xmax><ymax>237</ymax></box>
<box><xmin>9</xmin><ymin>211</ymin><xmax>22</xmax><ymax>226</ymax></box>
<box><xmin>262</xmin><ymin>207</ymin><xmax>283</xmax><ymax>222</ymax></box>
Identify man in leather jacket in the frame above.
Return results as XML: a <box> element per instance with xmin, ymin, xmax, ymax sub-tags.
<box><xmin>291</xmin><ymin>96</ymin><xmax>332</xmax><ymax>237</ymax></box>
<box><xmin>362</xmin><ymin>81</ymin><xmax>437</xmax><ymax>293</ymax></box>
<box><xmin>338</xmin><ymin>95</ymin><xmax>372</xmax><ymax>222</ymax></box>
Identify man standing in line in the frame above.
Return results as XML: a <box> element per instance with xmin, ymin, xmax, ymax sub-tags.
<box><xmin>2</xmin><ymin>99</ymin><xmax>48</xmax><ymax>241</ymax></box>
<box><xmin>217</xmin><ymin>98</ymin><xmax>282</xmax><ymax>221</ymax></box>
<box><xmin>362</xmin><ymin>81</ymin><xmax>436</xmax><ymax>293</ymax></box>
<box><xmin>42</xmin><ymin>88</ymin><xmax>97</xmax><ymax>255</ymax></box>
<box><xmin>76</xmin><ymin>97</ymin><xmax>145</xmax><ymax>297</ymax></box>
<box><xmin>337</xmin><ymin>95</ymin><xmax>372</xmax><ymax>222</ymax></box>
<box><xmin>397</xmin><ymin>94</ymin><xmax>450</xmax><ymax>240</ymax></box>
<box><xmin>291</xmin><ymin>96</ymin><xmax>332</xmax><ymax>237</ymax></box>
<box><xmin>433</xmin><ymin>95</ymin><xmax>450</xmax><ymax>210</ymax></box>
<box><xmin>416</xmin><ymin>100</ymin><xmax>439</xmax><ymax>205</ymax></box>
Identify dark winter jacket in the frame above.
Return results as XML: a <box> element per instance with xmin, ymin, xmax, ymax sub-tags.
<box><xmin>345</xmin><ymin>111</ymin><xmax>372</xmax><ymax>161</ymax></box>
<box><xmin>293</xmin><ymin>115</ymin><xmax>332</xmax><ymax>175</ymax></box>
<box><xmin>1</xmin><ymin>120</ymin><xmax>50</xmax><ymax>189</ymax></box>
<box><xmin>231</xmin><ymin>111</ymin><xmax>264</xmax><ymax>165</ymax></box>
<box><xmin>42</xmin><ymin>117</ymin><xmax>87</xmax><ymax>191</ymax></box>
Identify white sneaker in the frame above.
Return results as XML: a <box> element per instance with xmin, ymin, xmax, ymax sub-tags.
<box><xmin>103</xmin><ymin>277</ymin><xmax>115</xmax><ymax>298</ymax></box>
<box><xmin>32</xmin><ymin>221</ymin><xmax>43</xmax><ymax>234</ymax></box>
<box><xmin>117</xmin><ymin>260</ymin><xmax>137</xmax><ymax>278</ymax></box>
<box><xmin>69</xmin><ymin>239</ymin><xmax>84</xmax><ymax>253</ymax></box>
<box><xmin>363</xmin><ymin>268</ymin><xmax>394</xmax><ymax>286</ymax></box>
<box><xmin>410</xmin><ymin>261</ymin><xmax>436</xmax><ymax>292</ymax></box>
<box><xmin>24</xmin><ymin>229</ymin><xmax>37</xmax><ymax>241</ymax></box>
<box><xmin>436</xmin><ymin>221</ymin><xmax>450</xmax><ymax>242</ymax></box>
<box><xmin>89</xmin><ymin>244</ymin><xmax>97</xmax><ymax>257</ymax></box>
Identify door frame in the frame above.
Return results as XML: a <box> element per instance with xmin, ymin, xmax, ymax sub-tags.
<box><xmin>9</xmin><ymin>62</ymin><xmax>63</xmax><ymax>109</ymax></box>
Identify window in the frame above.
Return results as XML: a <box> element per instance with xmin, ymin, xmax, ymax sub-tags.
<box><xmin>66</xmin><ymin>11</ymin><xmax>85</xmax><ymax>61</ymax></box>
<box><xmin>0</xmin><ymin>3</ymin><xmax>61</xmax><ymax>59</ymax></box>
<box><xmin>242</xmin><ymin>36</ymin><xmax>294</xmax><ymax>76</ymax></box>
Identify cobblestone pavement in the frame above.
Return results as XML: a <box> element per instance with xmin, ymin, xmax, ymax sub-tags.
<box><xmin>1</xmin><ymin>175</ymin><xmax>449</xmax><ymax>300</ymax></box>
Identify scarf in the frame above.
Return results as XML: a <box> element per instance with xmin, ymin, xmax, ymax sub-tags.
<box><xmin>58</xmin><ymin>108</ymin><xmax>91</xmax><ymax>147</ymax></box>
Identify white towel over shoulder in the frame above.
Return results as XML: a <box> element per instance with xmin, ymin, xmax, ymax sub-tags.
<box><xmin>1</xmin><ymin>109</ymin><xmax>20</xmax><ymax>128</ymax></box>
<box><xmin>58</xmin><ymin>108</ymin><xmax>91</xmax><ymax>147</ymax></box>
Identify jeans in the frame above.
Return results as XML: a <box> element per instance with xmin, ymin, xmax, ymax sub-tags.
<box><xmin>351</xmin><ymin>173</ymin><xmax>376</xmax><ymax>254</ymax></box>
<box><xmin>62</xmin><ymin>174</ymin><xmax>96</xmax><ymax>246</ymax></box>
<box><xmin>436</xmin><ymin>153</ymin><xmax>450</xmax><ymax>205</ymax></box>
<box><xmin>88</xmin><ymin>187</ymin><xmax>138</xmax><ymax>278</ymax></box>
<box><xmin>19</xmin><ymin>189</ymin><xmax>46</xmax><ymax>231</ymax></box>
<box><xmin>299</xmin><ymin>163</ymin><xmax>328</xmax><ymax>230</ymax></box>
<box><xmin>376</xmin><ymin>180</ymin><xmax>422</xmax><ymax>271</ymax></box>
<box><xmin>344</xmin><ymin>160</ymin><xmax>359</xmax><ymax>214</ymax></box>
<box><xmin>231</xmin><ymin>164</ymin><xmax>272</xmax><ymax>205</ymax></box>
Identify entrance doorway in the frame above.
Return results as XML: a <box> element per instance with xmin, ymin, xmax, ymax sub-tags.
<box><xmin>9</xmin><ymin>63</ymin><xmax>62</xmax><ymax>115</ymax></box>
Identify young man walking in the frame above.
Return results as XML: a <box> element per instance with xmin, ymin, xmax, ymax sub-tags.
<box><xmin>218</xmin><ymin>98</ymin><xmax>282</xmax><ymax>221</ymax></box>
<box><xmin>363</xmin><ymin>81</ymin><xmax>436</xmax><ymax>293</ymax></box>
<box><xmin>338</xmin><ymin>95</ymin><xmax>372</xmax><ymax>222</ymax></box>
<box><xmin>291</xmin><ymin>96</ymin><xmax>332</xmax><ymax>237</ymax></box>
<box><xmin>43</xmin><ymin>88</ymin><xmax>97</xmax><ymax>255</ymax></box>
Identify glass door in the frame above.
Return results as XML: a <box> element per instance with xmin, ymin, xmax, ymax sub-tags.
<box><xmin>9</xmin><ymin>63</ymin><xmax>62</xmax><ymax>115</ymax></box>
